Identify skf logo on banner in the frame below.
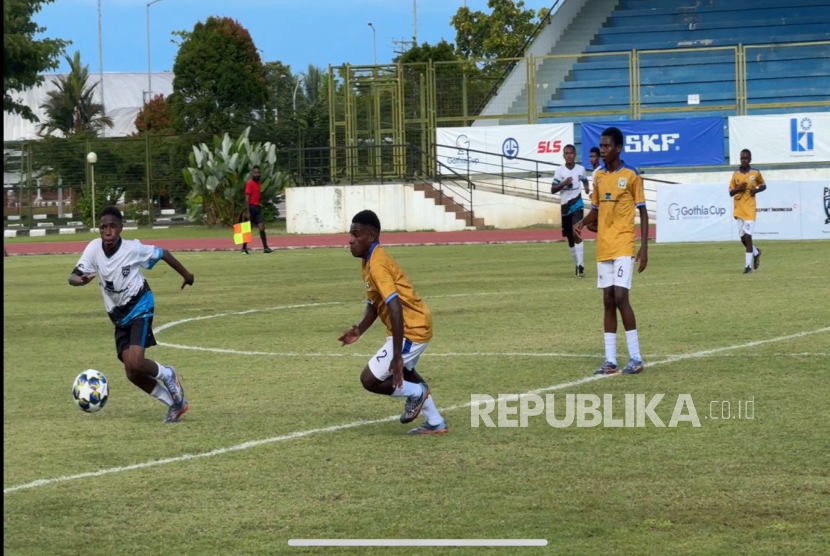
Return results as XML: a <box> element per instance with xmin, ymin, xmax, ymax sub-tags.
<box><xmin>502</xmin><ymin>138</ymin><xmax>519</xmax><ymax>159</ymax></box>
<box><xmin>791</xmin><ymin>118</ymin><xmax>814</xmax><ymax>153</ymax></box>
<box><xmin>626</xmin><ymin>133</ymin><xmax>680</xmax><ymax>153</ymax></box>
<box><xmin>537</xmin><ymin>140</ymin><xmax>562</xmax><ymax>154</ymax></box>
<box><xmin>824</xmin><ymin>187</ymin><xmax>830</xmax><ymax>225</ymax></box>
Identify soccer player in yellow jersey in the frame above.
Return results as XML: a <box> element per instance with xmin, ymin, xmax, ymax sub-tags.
<box><xmin>729</xmin><ymin>149</ymin><xmax>766</xmax><ymax>274</ymax></box>
<box><xmin>575</xmin><ymin>127</ymin><xmax>648</xmax><ymax>376</ymax></box>
<box><xmin>338</xmin><ymin>210</ymin><xmax>447</xmax><ymax>435</ymax></box>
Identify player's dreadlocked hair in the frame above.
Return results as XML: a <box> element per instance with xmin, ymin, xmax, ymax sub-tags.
<box><xmin>352</xmin><ymin>210</ymin><xmax>381</xmax><ymax>235</ymax></box>
<box><xmin>99</xmin><ymin>206</ymin><xmax>123</xmax><ymax>222</ymax></box>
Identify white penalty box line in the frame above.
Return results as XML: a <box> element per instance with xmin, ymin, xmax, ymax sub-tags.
<box><xmin>4</xmin><ymin>326</ymin><xmax>828</xmax><ymax>495</ymax></box>
<box><xmin>288</xmin><ymin>539</ymin><xmax>548</xmax><ymax>547</ymax></box>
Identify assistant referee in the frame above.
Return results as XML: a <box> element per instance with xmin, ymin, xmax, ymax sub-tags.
<box><xmin>242</xmin><ymin>165</ymin><xmax>273</xmax><ymax>255</ymax></box>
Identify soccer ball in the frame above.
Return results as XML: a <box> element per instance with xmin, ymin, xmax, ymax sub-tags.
<box><xmin>72</xmin><ymin>370</ymin><xmax>109</xmax><ymax>413</ymax></box>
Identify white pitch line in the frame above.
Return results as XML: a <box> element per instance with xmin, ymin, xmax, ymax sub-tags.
<box><xmin>153</xmin><ymin>301</ymin><xmax>346</xmax><ymax>335</ymax></box>
<box><xmin>152</xmin><ymin>282</ymin><xmax>690</xmax><ymax>338</ymax></box>
<box><xmin>5</xmin><ymin>326</ymin><xmax>829</xmax><ymax>495</ymax></box>
<box><xmin>155</xmin><ymin>342</ymin><xmax>600</xmax><ymax>359</ymax></box>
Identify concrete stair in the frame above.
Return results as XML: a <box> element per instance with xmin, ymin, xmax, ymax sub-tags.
<box><xmin>503</xmin><ymin>0</ymin><xmax>622</xmax><ymax>121</ymax></box>
<box><xmin>414</xmin><ymin>183</ymin><xmax>486</xmax><ymax>229</ymax></box>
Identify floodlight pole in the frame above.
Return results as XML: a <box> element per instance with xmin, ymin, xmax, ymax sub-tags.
<box><xmin>98</xmin><ymin>0</ymin><xmax>105</xmax><ymax>110</ymax></box>
<box><xmin>147</xmin><ymin>0</ymin><xmax>167</xmax><ymax>99</ymax></box>
<box><xmin>368</xmin><ymin>23</ymin><xmax>377</xmax><ymax>65</ymax></box>
<box><xmin>413</xmin><ymin>0</ymin><xmax>417</xmax><ymax>47</ymax></box>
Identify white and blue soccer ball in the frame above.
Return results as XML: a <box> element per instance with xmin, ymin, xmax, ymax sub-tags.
<box><xmin>72</xmin><ymin>370</ymin><xmax>109</xmax><ymax>413</ymax></box>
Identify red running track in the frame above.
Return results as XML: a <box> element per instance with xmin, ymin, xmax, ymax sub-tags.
<box><xmin>5</xmin><ymin>227</ymin><xmax>655</xmax><ymax>256</ymax></box>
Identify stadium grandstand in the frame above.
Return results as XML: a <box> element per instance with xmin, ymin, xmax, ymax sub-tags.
<box><xmin>488</xmin><ymin>0</ymin><xmax>830</xmax><ymax>161</ymax></box>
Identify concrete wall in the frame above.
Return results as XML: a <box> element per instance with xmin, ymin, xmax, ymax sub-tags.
<box><xmin>473</xmin><ymin>189</ymin><xmax>562</xmax><ymax>228</ymax></box>
<box><xmin>286</xmin><ymin>183</ymin><xmax>565</xmax><ymax>234</ymax></box>
<box><xmin>286</xmin><ymin>184</ymin><xmax>468</xmax><ymax>234</ymax></box>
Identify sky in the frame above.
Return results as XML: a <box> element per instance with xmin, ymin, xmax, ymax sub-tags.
<box><xmin>34</xmin><ymin>0</ymin><xmax>546</xmax><ymax>75</ymax></box>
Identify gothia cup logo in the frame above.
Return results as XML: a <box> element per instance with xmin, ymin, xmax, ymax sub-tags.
<box><xmin>455</xmin><ymin>135</ymin><xmax>470</xmax><ymax>152</ymax></box>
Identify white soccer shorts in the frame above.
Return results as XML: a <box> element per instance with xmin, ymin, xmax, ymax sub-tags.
<box><xmin>597</xmin><ymin>257</ymin><xmax>634</xmax><ymax>290</ymax></box>
<box><xmin>736</xmin><ymin>218</ymin><xmax>756</xmax><ymax>237</ymax></box>
<box><xmin>368</xmin><ymin>337</ymin><xmax>430</xmax><ymax>380</ymax></box>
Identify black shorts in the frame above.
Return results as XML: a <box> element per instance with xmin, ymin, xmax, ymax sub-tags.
<box><xmin>562</xmin><ymin>208</ymin><xmax>584</xmax><ymax>239</ymax></box>
<box><xmin>249</xmin><ymin>205</ymin><xmax>263</xmax><ymax>225</ymax></box>
<box><xmin>115</xmin><ymin>315</ymin><xmax>156</xmax><ymax>361</ymax></box>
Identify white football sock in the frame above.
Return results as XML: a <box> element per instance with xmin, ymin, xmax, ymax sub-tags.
<box><xmin>151</xmin><ymin>382</ymin><xmax>173</xmax><ymax>406</ymax></box>
<box><xmin>391</xmin><ymin>380</ymin><xmax>422</xmax><ymax>398</ymax></box>
<box><xmin>421</xmin><ymin>395</ymin><xmax>444</xmax><ymax>426</ymax></box>
<box><xmin>604</xmin><ymin>333</ymin><xmax>617</xmax><ymax>366</ymax></box>
<box><xmin>752</xmin><ymin>246</ymin><xmax>759</xmax><ymax>256</ymax></box>
<box><xmin>625</xmin><ymin>329</ymin><xmax>642</xmax><ymax>361</ymax></box>
<box><xmin>155</xmin><ymin>362</ymin><xmax>173</xmax><ymax>381</ymax></box>
<box><xmin>575</xmin><ymin>242</ymin><xmax>584</xmax><ymax>266</ymax></box>
<box><xmin>569</xmin><ymin>246</ymin><xmax>578</xmax><ymax>264</ymax></box>
<box><xmin>745</xmin><ymin>253</ymin><xmax>753</xmax><ymax>268</ymax></box>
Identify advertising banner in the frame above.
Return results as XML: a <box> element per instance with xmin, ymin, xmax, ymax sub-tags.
<box><xmin>799</xmin><ymin>181</ymin><xmax>830</xmax><ymax>240</ymax></box>
<box><xmin>728</xmin><ymin>113</ymin><xmax>830</xmax><ymax>164</ymax></box>
<box><xmin>582</xmin><ymin>118</ymin><xmax>725</xmax><ymax>168</ymax></box>
<box><xmin>657</xmin><ymin>183</ymin><xmax>732</xmax><ymax>243</ymax></box>
<box><xmin>657</xmin><ymin>181</ymin><xmax>829</xmax><ymax>243</ymax></box>
<box><xmin>435</xmin><ymin>123</ymin><xmax>574</xmax><ymax>175</ymax></box>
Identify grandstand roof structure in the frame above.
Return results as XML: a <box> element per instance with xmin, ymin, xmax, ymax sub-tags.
<box><xmin>3</xmin><ymin>72</ymin><xmax>174</xmax><ymax>142</ymax></box>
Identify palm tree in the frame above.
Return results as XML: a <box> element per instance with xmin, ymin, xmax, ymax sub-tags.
<box><xmin>302</xmin><ymin>64</ymin><xmax>324</xmax><ymax>108</ymax></box>
<box><xmin>38</xmin><ymin>51</ymin><xmax>113</xmax><ymax>137</ymax></box>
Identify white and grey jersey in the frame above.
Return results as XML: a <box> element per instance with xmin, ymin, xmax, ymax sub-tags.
<box><xmin>552</xmin><ymin>164</ymin><xmax>589</xmax><ymax>216</ymax></box>
<box><xmin>75</xmin><ymin>238</ymin><xmax>164</xmax><ymax>327</ymax></box>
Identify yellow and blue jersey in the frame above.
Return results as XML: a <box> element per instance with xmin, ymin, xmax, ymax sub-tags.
<box><xmin>730</xmin><ymin>168</ymin><xmax>765</xmax><ymax>221</ymax></box>
<box><xmin>590</xmin><ymin>163</ymin><xmax>646</xmax><ymax>262</ymax></box>
<box><xmin>361</xmin><ymin>243</ymin><xmax>433</xmax><ymax>343</ymax></box>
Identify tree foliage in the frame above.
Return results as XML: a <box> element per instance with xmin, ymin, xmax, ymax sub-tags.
<box><xmin>183</xmin><ymin>127</ymin><xmax>288</xmax><ymax>227</ymax></box>
<box><xmin>37</xmin><ymin>51</ymin><xmax>113</xmax><ymax>137</ymax></box>
<box><xmin>134</xmin><ymin>94</ymin><xmax>173</xmax><ymax>135</ymax></box>
<box><xmin>264</xmin><ymin>60</ymin><xmax>295</xmax><ymax>121</ymax></box>
<box><xmin>394</xmin><ymin>40</ymin><xmax>459</xmax><ymax>64</ymax></box>
<box><xmin>452</xmin><ymin>0</ymin><xmax>544</xmax><ymax>62</ymax></box>
<box><xmin>4</xmin><ymin>0</ymin><xmax>68</xmax><ymax>122</ymax></box>
<box><xmin>169</xmin><ymin>17</ymin><xmax>269</xmax><ymax>134</ymax></box>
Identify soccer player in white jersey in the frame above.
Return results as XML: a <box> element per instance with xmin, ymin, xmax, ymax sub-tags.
<box><xmin>551</xmin><ymin>144</ymin><xmax>591</xmax><ymax>277</ymax></box>
<box><xmin>69</xmin><ymin>206</ymin><xmax>195</xmax><ymax>423</ymax></box>
<box><xmin>589</xmin><ymin>147</ymin><xmax>601</xmax><ymax>189</ymax></box>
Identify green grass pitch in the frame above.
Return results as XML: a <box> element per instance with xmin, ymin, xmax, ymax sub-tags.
<box><xmin>3</xmin><ymin>240</ymin><xmax>829</xmax><ymax>555</ymax></box>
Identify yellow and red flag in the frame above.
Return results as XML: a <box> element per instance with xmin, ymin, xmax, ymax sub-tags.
<box><xmin>233</xmin><ymin>221</ymin><xmax>252</xmax><ymax>245</ymax></box>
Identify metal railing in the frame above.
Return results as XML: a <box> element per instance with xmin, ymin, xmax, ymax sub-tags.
<box><xmin>329</xmin><ymin>40</ymin><xmax>830</xmax><ymax>160</ymax></box>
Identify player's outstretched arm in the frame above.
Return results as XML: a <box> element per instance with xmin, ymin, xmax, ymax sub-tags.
<box><xmin>636</xmin><ymin>205</ymin><xmax>649</xmax><ymax>273</ymax></box>
<box><xmin>339</xmin><ymin>303</ymin><xmax>378</xmax><ymax>346</ymax></box>
<box><xmin>574</xmin><ymin>208</ymin><xmax>599</xmax><ymax>239</ymax></box>
<box><xmin>68</xmin><ymin>269</ymin><xmax>96</xmax><ymax>287</ymax></box>
<box><xmin>161</xmin><ymin>251</ymin><xmax>195</xmax><ymax>289</ymax></box>
<box><xmin>386</xmin><ymin>296</ymin><xmax>405</xmax><ymax>390</ymax></box>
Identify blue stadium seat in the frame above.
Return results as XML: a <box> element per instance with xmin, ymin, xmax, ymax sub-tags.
<box><xmin>540</xmin><ymin>0</ymin><xmax>830</xmax><ymax>138</ymax></box>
